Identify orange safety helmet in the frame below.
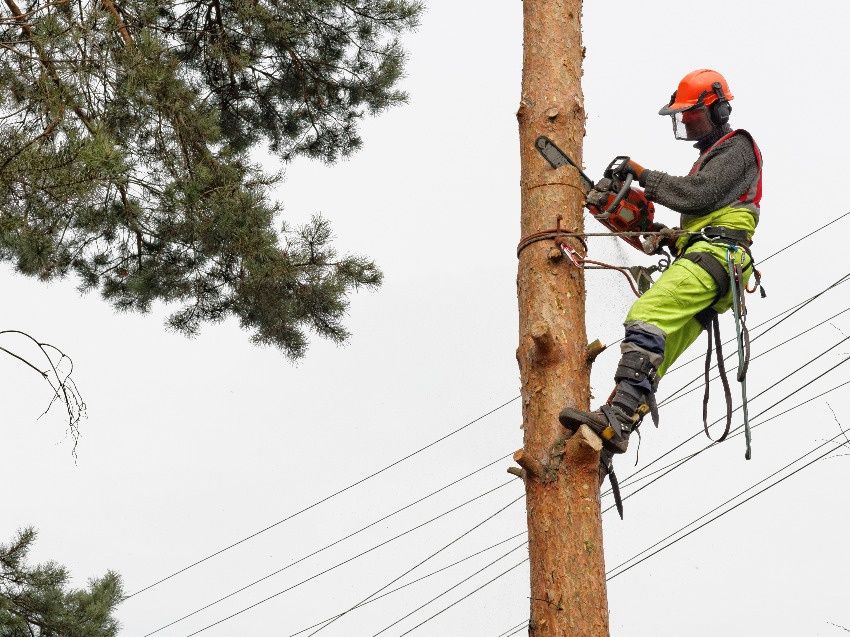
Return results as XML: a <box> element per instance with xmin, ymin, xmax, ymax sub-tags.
<box><xmin>659</xmin><ymin>69</ymin><xmax>734</xmax><ymax>115</ymax></box>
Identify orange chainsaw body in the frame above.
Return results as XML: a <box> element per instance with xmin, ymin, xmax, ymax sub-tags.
<box><xmin>586</xmin><ymin>184</ymin><xmax>655</xmax><ymax>252</ymax></box>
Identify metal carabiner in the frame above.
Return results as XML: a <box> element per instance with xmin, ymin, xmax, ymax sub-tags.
<box><xmin>559</xmin><ymin>242</ymin><xmax>584</xmax><ymax>268</ymax></box>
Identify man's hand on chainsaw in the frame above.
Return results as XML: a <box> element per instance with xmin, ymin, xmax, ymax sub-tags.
<box><xmin>641</xmin><ymin>223</ymin><xmax>677</xmax><ymax>255</ymax></box>
<box><xmin>612</xmin><ymin>158</ymin><xmax>646</xmax><ymax>181</ymax></box>
<box><xmin>624</xmin><ymin>159</ymin><xmax>645</xmax><ymax>180</ymax></box>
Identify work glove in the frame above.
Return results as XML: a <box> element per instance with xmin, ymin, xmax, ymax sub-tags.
<box><xmin>610</xmin><ymin>158</ymin><xmax>646</xmax><ymax>181</ymax></box>
<box><xmin>623</xmin><ymin>159</ymin><xmax>646</xmax><ymax>181</ymax></box>
<box><xmin>641</xmin><ymin>223</ymin><xmax>677</xmax><ymax>255</ymax></box>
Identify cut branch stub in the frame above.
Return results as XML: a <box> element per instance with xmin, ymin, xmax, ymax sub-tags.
<box><xmin>564</xmin><ymin>424</ymin><xmax>602</xmax><ymax>468</ymax></box>
<box><xmin>586</xmin><ymin>338</ymin><xmax>607</xmax><ymax>363</ymax></box>
<box><xmin>513</xmin><ymin>447</ymin><xmax>544</xmax><ymax>482</ymax></box>
<box><xmin>530</xmin><ymin>321</ymin><xmax>555</xmax><ymax>359</ymax></box>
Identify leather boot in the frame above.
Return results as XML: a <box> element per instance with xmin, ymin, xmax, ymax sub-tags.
<box><xmin>558</xmin><ymin>351</ymin><xmax>658</xmax><ymax>454</ymax></box>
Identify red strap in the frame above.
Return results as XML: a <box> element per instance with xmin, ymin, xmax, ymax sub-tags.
<box><xmin>690</xmin><ymin>129</ymin><xmax>763</xmax><ymax>206</ymax></box>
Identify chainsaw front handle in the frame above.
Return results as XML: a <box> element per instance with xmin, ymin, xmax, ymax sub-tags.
<box><xmin>604</xmin><ymin>173</ymin><xmax>633</xmax><ymax>216</ymax></box>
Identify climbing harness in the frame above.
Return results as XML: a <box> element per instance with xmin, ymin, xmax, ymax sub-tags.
<box><xmin>680</xmin><ymin>227</ymin><xmax>765</xmax><ymax>458</ymax></box>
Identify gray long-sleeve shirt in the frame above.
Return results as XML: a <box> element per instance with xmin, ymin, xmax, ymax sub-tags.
<box><xmin>638</xmin><ymin>134</ymin><xmax>760</xmax><ymax>221</ymax></box>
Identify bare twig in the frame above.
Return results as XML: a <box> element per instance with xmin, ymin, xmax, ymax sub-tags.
<box><xmin>826</xmin><ymin>403</ymin><xmax>850</xmax><ymax>449</ymax></box>
<box><xmin>0</xmin><ymin>330</ymin><xmax>86</xmax><ymax>456</ymax></box>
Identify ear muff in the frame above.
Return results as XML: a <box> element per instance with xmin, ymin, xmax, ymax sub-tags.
<box><xmin>709</xmin><ymin>81</ymin><xmax>731</xmax><ymax>126</ymax></box>
<box><xmin>710</xmin><ymin>100</ymin><xmax>732</xmax><ymax>125</ymax></box>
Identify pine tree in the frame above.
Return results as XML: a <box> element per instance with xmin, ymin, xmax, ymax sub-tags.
<box><xmin>0</xmin><ymin>0</ymin><xmax>421</xmax><ymax>357</ymax></box>
<box><xmin>0</xmin><ymin>528</ymin><xmax>122</xmax><ymax>637</ymax></box>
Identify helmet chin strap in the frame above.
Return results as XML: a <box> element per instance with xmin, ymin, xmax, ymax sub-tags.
<box><xmin>694</xmin><ymin>122</ymin><xmax>732</xmax><ymax>151</ymax></box>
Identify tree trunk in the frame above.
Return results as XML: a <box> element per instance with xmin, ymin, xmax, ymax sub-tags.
<box><xmin>515</xmin><ymin>0</ymin><xmax>610</xmax><ymax>635</ymax></box>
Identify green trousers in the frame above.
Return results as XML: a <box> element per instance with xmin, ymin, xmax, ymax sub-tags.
<box><xmin>625</xmin><ymin>240</ymin><xmax>753</xmax><ymax>378</ymax></box>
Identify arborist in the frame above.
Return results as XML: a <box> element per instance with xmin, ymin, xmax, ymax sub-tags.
<box><xmin>558</xmin><ymin>69</ymin><xmax>763</xmax><ymax>484</ymax></box>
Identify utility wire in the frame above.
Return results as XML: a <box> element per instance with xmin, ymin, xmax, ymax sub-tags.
<box><xmin>143</xmin><ymin>453</ymin><xmax>513</xmax><ymax>635</ymax></box>
<box><xmin>151</xmin><ymin>317</ymin><xmax>845</xmax><ymax>630</ymax></box>
<box><xmin>496</xmin><ymin>620</ymin><xmax>530</xmax><ymax>637</ymax></box>
<box><xmin>183</xmin><ymin>491</ymin><xmax>525</xmax><ymax>637</ymax></box>
<box><xmin>505</xmin><ymin>621</ymin><xmax>528</xmax><ymax>637</ymax></box>
<box><xmin>285</xmin><ymin>532</ymin><xmax>528</xmax><ymax>637</ymax></box>
<box><xmin>606</xmin><ymin>440</ymin><xmax>847</xmax><ymax>581</ymax></box>
<box><xmin>605</xmin><ymin>354</ymin><xmax>850</xmax><ymax>510</ymax></box>
<box><xmin>125</xmin><ymin>395</ymin><xmax>520</xmax><ymax>600</ymax></box>
<box><xmin>393</xmin><ymin>559</ymin><xmax>528</xmax><ymax>637</ymax></box>
<box><xmin>370</xmin><ymin>542</ymin><xmax>529</xmax><ymax>636</ymax></box>
<box><xmin>663</xmin><ymin>270</ymin><xmax>850</xmax><ymax>376</ymax></box>
<box><xmin>606</xmin><ymin>430</ymin><xmax>850</xmax><ymax>579</ymax></box>
<box><xmin>174</xmin><ymin>328</ymin><xmax>848</xmax><ymax>635</ymax></box>
<box><xmin>138</xmin><ymin>214</ymin><xmax>850</xmax><ymax>627</ymax></box>
<box><xmin>408</xmin><ymin>426</ymin><xmax>847</xmax><ymax>637</ymax></box>
<box><xmin>303</xmin><ymin>493</ymin><xmax>525</xmax><ymax>637</ymax></box>
<box><xmin>178</xmin><ymin>485</ymin><xmax>517</xmax><ymax>637</ymax></box>
<box><xmin>759</xmin><ymin>210</ymin><xmax>850</xmax><ymax>264</ymax></box>
<box><xmin>658</xmin><ymin>306</ymin><xmax>850</xmax><ymax>409</ymax></box>
<box><xmin>366</xmin><ymin>384</ymin><xmax>849</xmax><ymax>637</ymax></box>
<box><xmin>614</xmin><ymin>370</ymin><xmax>850</xmax><ymax>494</ymax></box>
<box><xmin>608</xmin><ymin>333</ymin><xmax>850</xmax><ymax>494</ymax></box>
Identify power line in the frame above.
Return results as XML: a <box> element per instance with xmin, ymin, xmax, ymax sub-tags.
<box><xmin>662</xmin><ymin>270</ymin><xmax>850</xmax><ymax>376</ymax></box>
<box><xmin>759</xmin><ymin>210</ymin><xmax>850</xmax><ymax>264</ymax></box>
<box><xmin>606</xmin><ymin>438</ymin><xmax>847</xmax><ymax>581</ymax></box>
<box><xmin>135</xmin><ymin>213</ymin><xmax>850</xmax><ymax>630</ymax></box>
<box><xmin>177</xmin><ymin>326</ymin><xmax>848</xmax><ymax>636</ymax></box>
<box><xmin>124</xmin><ymin>395</ymin><xmax>520</xmax><ymax>601</ymax></box>
<box><xmin>143</xmin><ymin>453</ymin><xmax>514</xmax><ymax>635</ymax></box>
<box><xmin>408</xmin><ymin>429</ymin><xmax>846</xmax><ymax>637</ymax></box>
<box><xmin>606</xmin><ymin>430</ymin><xmax>850</xmax><ymax>580</ymax></box>
<box><xmin>658</xmin><ymin>305</ymin><xmax>850</xmax><ymax>409</ymax></box>
<box><xmin>393</xmin><ymin>559</ymin><xmax>528</xmax><ymax>637</ymax></box>
<box><xmin>361</xmin><ymin>386</ymin><xmax>848</xmax><ymax>637</ymax></box>
<box><xmin>132</xmin><ymin>217</ymin><xmax>848</xmax><ymax>605</ymax></box>
<box><xmin>505</xmin><ymin>621</ymin><xmax>528</xmax><ymax>637</ymax></box>
<box><xmin>370</xmin><ymin>541</ymin><xmax>529</xmax><ymax>636</ymax></box>
<box><xmin>605</xmin><ymin>354</ymin><xmax>850</xmax><ymax>510</ymax></box>
<box><xmin>286</xmin><ymin>532</ymin><xmax>528</xmax><ymax>637</ymax></box>
<box><xmin>303</xmin><ymin>493</ymin><xmax>525</xmax><ymax>637</ymax></box>
<box><xmin>496</xmin><ymin>620</ymin><xmax>530</xmax><ymax>637</ymax></box>
<box><xmin>609</xmin><ymin>333</ymin><xmax>850</xmax><ymax>495</ymax></box>
<box><xmin>182</xmin><ymin>491</ymin><xmax>525</xmax><ymax>637</ymax></box>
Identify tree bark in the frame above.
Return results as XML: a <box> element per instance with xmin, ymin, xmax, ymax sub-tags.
<box><xmin>516</xmin><ymin>0</ymin><xmax>610</xmax><ymax>635</ymax></box>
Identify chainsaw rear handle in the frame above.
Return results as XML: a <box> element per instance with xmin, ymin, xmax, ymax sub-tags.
<box><xmin>604</xmin><ymin>155</ymin><xmax>631</xmax><ymax>180</ymax></box>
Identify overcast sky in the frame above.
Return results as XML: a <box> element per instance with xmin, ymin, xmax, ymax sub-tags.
<box><xmin>4</xmin><ymin>1</ymin><xmax>850</xmax><ymax>636</ymax></box>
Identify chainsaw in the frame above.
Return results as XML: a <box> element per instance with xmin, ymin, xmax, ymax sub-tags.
<box><xmin>535</xmin><ymin>136</ymin><xmax>656</xmax><ymax>253</ymax></box>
